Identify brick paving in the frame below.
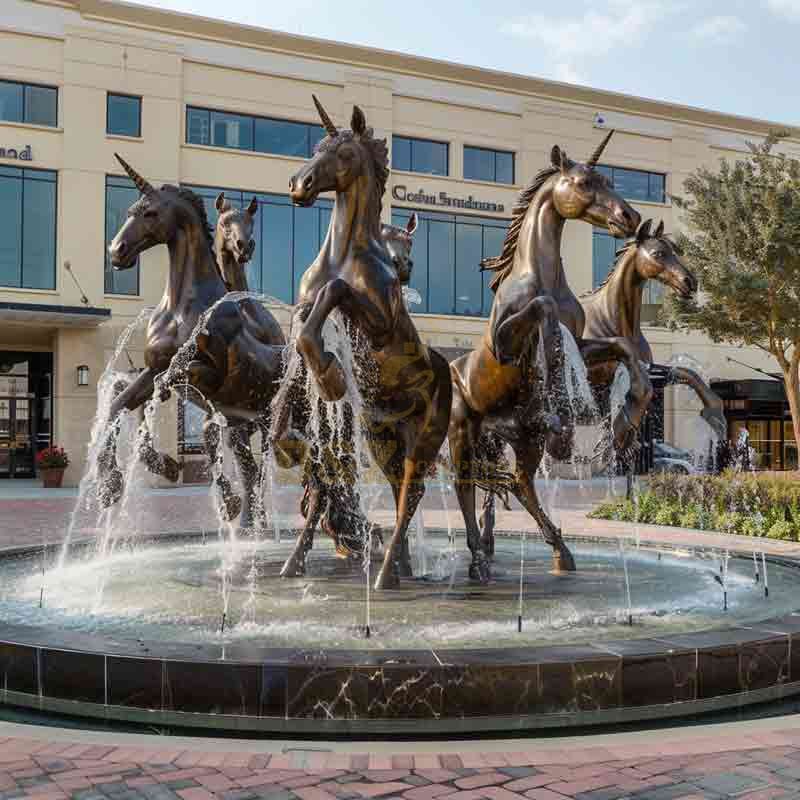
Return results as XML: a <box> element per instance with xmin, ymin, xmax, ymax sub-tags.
<box><xmin>2</xmin><ymin>729</ymin><xmax>800</xmax><ymax>799</ymax></box>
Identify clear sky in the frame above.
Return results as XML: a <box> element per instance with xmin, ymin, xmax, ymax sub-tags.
<box><xmin>128</xmin><ymin>0</ymin><xmax>798</xmax><ymax>126</ymax></box>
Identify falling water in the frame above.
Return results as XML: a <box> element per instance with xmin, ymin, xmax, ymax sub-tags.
<box><xmin>619</xmin><ymin>538</ymin><xmax>633</xmax><ymax>625</ymax></box>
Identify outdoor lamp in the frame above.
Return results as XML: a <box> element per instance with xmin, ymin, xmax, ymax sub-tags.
<box><xmin>76</xmin><ymin>364</ymin><xmax>90</xmax><ymax>386</ymax></box>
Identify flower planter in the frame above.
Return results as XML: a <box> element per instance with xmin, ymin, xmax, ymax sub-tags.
<box><xmin>40</xmin><ymin>468</ymin><xmax>65</xmax><ymax>489</ymax></box>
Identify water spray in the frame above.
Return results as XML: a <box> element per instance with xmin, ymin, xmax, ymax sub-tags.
<box><xmin>220</xmin><ymin>612</ymin><xmax>227</xmax><ymax>634</ymax></box>
<box><xmin>518</xmin><ymin>530</ymin><xmax>526</xmax><ymax>633</ymax></box>
<box><xmin>753</xmin><ymin>550</ymin><xmax>760</xmax><ymax>583</ymax></box>
<box><xmin>619</xmin><ymin>538</ymin><xmax>633</xmax><ymax>626</ymax></box>
<box><xmin>761</xmin><ymin>552</ymin><xmax>769</xmax><ymax>598</ymax></box>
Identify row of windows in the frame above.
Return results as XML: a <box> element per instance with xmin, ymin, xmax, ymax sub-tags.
<box><xmin>0</xmin><ymin>80</ymin><xmax>58</xmax><ymax>127</ymax></box>
<box><xmin>596</xmin><ymin>164</ymin><xmax>666</xmax><ymax>205</ymax></box>
<box><xmin>186</xmin><ymin>106</ymin><xmax>326</xmax><ymax>159</ymax></box>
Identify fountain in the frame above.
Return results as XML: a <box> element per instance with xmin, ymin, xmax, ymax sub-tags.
<box><xmin>2</xmin><ymin>103</ymin><xmax>800</xmax><ymax>735</ymax></box>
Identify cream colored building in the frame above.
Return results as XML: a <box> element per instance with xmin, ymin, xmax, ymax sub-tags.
<box><xmin>1</xmin><ymin>0</ymin><xmax>798</xmax><ymax>485</ymax></box>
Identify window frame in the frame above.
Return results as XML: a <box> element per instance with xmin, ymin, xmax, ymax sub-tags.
<box><xmin>104</xmin><ymin>174</ymin><xmax>141</xmax><ymax>297</ymax></box>
<box><xmin>0</xmin><ymin>166</ymin><xmax>58</xmax><ymax>291</ymax></box>
<box><xmin>0</xmin><ymin>79</ymin><xmax>59</xmax><ymax>127</ymax></box>
<box><xmin>184</xmin><ymin>105</ymin><xmax>324</xmax><ymax>159</ymax></box>
<box><xmin>597</xmin><ymin>163</ymin><xmax>667</xmax><ymax>204</ymax></box>
<box><xmin>392</xmin><ymin>135</ymin><xmax>450</xmax><ymax>177</ymax></box>
<box><xmin>106</xmin><ymin>92</ymin><xmax>142</xmax><ymax>138</ymax></box>
<box><xmin>463</xmin><ymin>144</ymin><xmax>515</xmax><ymax>185</ymax></box>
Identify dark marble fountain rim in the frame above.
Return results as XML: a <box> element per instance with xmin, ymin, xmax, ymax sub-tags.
<box><xmin>1</xmin><ymin>528</ymin><xmax>799</xmax><ymax>668</ymax></box>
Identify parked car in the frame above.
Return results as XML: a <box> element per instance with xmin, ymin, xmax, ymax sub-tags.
<box><xmin>652</xmin><ymin>441</ymin><xmax>695</xmax><ymax>474</ymax></box>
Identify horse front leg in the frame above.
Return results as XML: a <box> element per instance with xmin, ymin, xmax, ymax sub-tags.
<box><xmin>97</xmin><ymin>368</ymin><xmax>156</xmax><ymax>507</ymax></box>
<box><xmin>204</xmin><ymin>418</ymin><xmax>242</xmax><ymax>523</ymax></box>
<box><xmin>297</xmin><ymin>278</ymin><xmax>395</xmax><ymax>402</ymax></box>
<box><xmin>581</xmin><ymin>338</ymin><xmax>653</xmax><ymax>460</ymax></box>
<box><xmin>229</xmin><ymin>424</ymin><xmax>262</xmax><ymax>530</ymax></box>
<box><xmin>669</xmin><ymin>365</ymin><xmax>727</xmax><ymax>439</ymax></box>
<box><xmin>512</xmin><ymin>459</ymin><xmax>576</xmax><ymax>573</ymax></box>
<box><xmin>494</xmin><ymin>294</ymin><xmax>572</xmax><ymax>461</ymax></box>
<box><xmin>281</xmin><ymin>475</ymin><xmax>324</xmax><ymax>577</ymax></box>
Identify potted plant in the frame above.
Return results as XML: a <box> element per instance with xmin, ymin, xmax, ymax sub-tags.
<box><xmin>37</xmin><ymin>446</ymin><xmax>70</xmax><ymax>488</ymax></box>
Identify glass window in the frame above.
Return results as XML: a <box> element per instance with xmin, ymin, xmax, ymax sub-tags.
<box><xmin>599</xmin><ymin>164</ymin><xmax>666</xmax><ymax>204</ymax></box>
<box><xmin>185</xmin><ymin>184</ymin><xmax>333</xmax><ymax>305</ymax></box>
<box><xmin>0</xmin><ymin>81</ymin><xmax>23</xmax><ymax>123</ymax></box>
<box><xmin>592</xmin><ymin>227</ymin><xmax>617</xmax><ymax>288</ymax></box>
<box><xmin>0</xmin><ymin>81</ymin><xmax>57</xmax><ymax>126</ymax></box>
<box><xmin>393</xmin><ymin>136</ymin><xmax>449</xmax><ymax>176</ymax></box>
<box><xmin>105</xmin><ymin>175</ymin><xmax>140</xmax><ymax>295</ymax></box>
<box><xmin>179</xmin><ymin>397</ymin><xmax>206</xmax><ymax>455</ymax></box>
<box><xmin>186</xmin><ymin>107</ymin><xmax>210</xmax><ymax>145</ymax></box>
<box><xmin>391</xmin><ymin>209</ymin><xmax>508</xmax><ymax>317</ymax></box>
<box><xmin>0</xmin><ymin>168</ymin><xmax>56</xmax><ymax>290</ymax></box>
<box><xmin>464</xmin><ymin>146</ymin><xmax>515</xmax><ymax>185</ymax></box>
<box><xmin>210</xmin><ymin>110</ymin><xmax>253</xmax><ymax>150</ymax></box>
<box><xmin>107</xmin><ymin>93</ymin><xmax>141</xmax><ymax>137</ymax></box>
<box><xmin>186</xmin><ymin>106</ymin><xmax>325</xmax><ymax>158</ymax></box>
<box><xmin>24</xmin><ymin>85</ymin><xmax>57</xmax><ymax>127</ymax></box>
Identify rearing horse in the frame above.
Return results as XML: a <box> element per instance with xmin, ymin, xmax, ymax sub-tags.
<box><xmin>99</xmin><ymin>157</ymin><xmax>285</xmax><ymax>519</ymax></box>
<box><xmin>450</xmin><ymin>134</ymin><xmax>644</xmax><ymax>576</ymax></box>
<box><xmin>282</xmin><ymin>98</ymin><xmax>452</xmax><ymax>590</ymax></box>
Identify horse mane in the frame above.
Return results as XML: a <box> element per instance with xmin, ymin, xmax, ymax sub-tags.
<box><xmin>315</xmin><ymin>129</ymin><xmax>389</xmax><ymax>214</ymax></box>
<box><xmin>480</xmin><ymin>166</ymin><xmax>558</xmax><ymax>293</ymax></box>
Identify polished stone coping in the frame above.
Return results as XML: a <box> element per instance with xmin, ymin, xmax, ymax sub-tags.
<box><xmin>2</xmin><ymin>530</ymin><xmax>800</xmax><ymax>733</ymax></box>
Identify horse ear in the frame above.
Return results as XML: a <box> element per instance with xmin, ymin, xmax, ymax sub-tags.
<box><xmin>247</xmin><ymin>196</ymin><xmax>258</xmax><ymax>217</ymax></box>
<box><xmin>406</xmin><ymin>212</ymin><xmax>418</xmax><ymax>236</ymax></box>
<box><xmin>550</xmin><ymin>145</ymin><xmax>572</xmax><ymax>173</ymax></box>
<box><xmin>351</xmin><ymin>105</ymin><xmax>366</xmax><ymax>136</ymax></box>
<box><xmin>654</xmin><ymin>220</ymin><xmax>664</xmax><ymax>239</ymax></box>
<box><xmin>637</xmin><ymin>219</ymin><xmax>653</xmax><ymax>243</ymax></box>
<box><xmin>215</xmin><ymin>192</ymin><xmax>226</xmax><ymax>212</ymax></box>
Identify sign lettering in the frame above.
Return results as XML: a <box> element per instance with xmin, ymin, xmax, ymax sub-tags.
<box><xmin>0</xmin><ymin>145</ymin><xmax>32</xmax><ymax>161</ymax></box>
<box><xmin>392</xmin><ymin>184</ymin><xmax>504</xmax><ymax>214</ymax></box>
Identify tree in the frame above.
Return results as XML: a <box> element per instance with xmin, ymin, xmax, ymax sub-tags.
<box><xmin>663</xmin><ymin>133</ymin><xmax>800</xmax><ymax>454</ymax></box>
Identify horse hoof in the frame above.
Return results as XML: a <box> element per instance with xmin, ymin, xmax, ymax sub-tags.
<box><xmin>480</xmin><ymin>536</ymin><xmax>495</xmax><ymax>559</ymax></box>
<box><xmin>163</xmin><ymin>455</ymin><xmax>181</xmax><ymax>483</ymax></box>
<box><xmin>280</xmin><ymin>555</ymin><xmax>306</xmax><ymax>578</ymax></box>
<box><xmin>469</xmin><ymin>558</ymin><xmax>490</xmax><ymax>584</ymax></box>
<box><xmin>318</xmin><ymin>354</ymin><xmax>347</xmax><ymax>402</ymax></box>
<box><xmin>373</xmin><ymin>565</ymin><xmax>400</xmax><ymax>590</ymax></box>
<box><xmin>552</xmin><ymin>547</ymin><xmax>576</xmax><ymax>574</ymax></box>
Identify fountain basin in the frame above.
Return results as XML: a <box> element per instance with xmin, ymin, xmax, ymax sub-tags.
<box><xmin>1</xmin><ymin>530</ymin><xmax>799</xmax><ymax>733</ymax></box>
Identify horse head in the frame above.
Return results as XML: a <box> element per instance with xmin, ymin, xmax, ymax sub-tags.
<box><xmin>628</xmin><ymin>219</ymin><xmax>697</xmax><ymax>298</ymax></box>
<box><xmin>289</xmin><ymin>96</ymin><xmax>388</xmax><ymax>208</ymax></box>
<box><xmin>381</xmin><ymin>212</ymin><xmax>418</xmax><ymax>284</ymax></box>
<box><xmin>108</xmin><ymin>153</ymin><xmax>213</xmax><ymax>269</ymax></box>
<box><xmin>550</xmin><ymin>131</ymin><xmax>640</xmax><ymax>238</ymax></box>
<box><xmin>214</xmin><ymin>192</ymin><xmax>257</xmax><ymax>289</ymax></box>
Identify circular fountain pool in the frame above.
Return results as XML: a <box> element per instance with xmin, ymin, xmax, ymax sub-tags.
<box><xmin>1</xmin><ymin>530</ymin><xmax>800</xmax><ymax>733</ymax></box>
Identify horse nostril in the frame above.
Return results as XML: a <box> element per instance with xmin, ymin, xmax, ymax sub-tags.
<box><xmin>407</xmin><ymin>260</ymin><xmax>414</xmax><ymax>269</ymax></box>
<box><xmin>303</xmin><ymin>174</ymin><xmax>314</xmax><ymax>191</ymax></box>
<box><xmin>236</xmin><ymin>240</ymin><xmax>245</xmax><ymax>250</ymax></box>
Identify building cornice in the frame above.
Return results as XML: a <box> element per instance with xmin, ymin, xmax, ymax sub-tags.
<box><xmin>27</xmin><ymin>0</ymin><xmax>800</xmax><ymax>142</ymax></box>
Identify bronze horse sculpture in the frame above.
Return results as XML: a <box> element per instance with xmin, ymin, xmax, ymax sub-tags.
<box><xmin>449</xmin><ymin>132</ymin><xmax>645</xmax><ymax>577</ymax></box>
<box><xmin>98</xmin><ymin>156</ymin><xmax>285</xmax><ymax>524</ymax></box>
<box><xmin>582</xmin><ymin>217</ymin><xmax>725</xmax><ymax>449</ymax></box>
<box><xmin>280</xmin><ymin>98</ymin><xmax>452</xmax><ymax>590</ymax></box>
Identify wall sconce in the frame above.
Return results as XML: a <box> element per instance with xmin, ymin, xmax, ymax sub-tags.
<box><xmin>76</xmin><ymin>364</ymin><xmax>90</xmax><ymax>387</ymax></box>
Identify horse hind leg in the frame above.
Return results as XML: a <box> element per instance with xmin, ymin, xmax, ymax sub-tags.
<box><xmin>137</xmin><ymin>426</ymin><xmax>181</xmax><ymax>483</ymax></box>
<box><xmin>512</xmin><ymin>460</ymin><xmax>575</xmax><ymax>573</ymax></box>
<box><xmin>281</xmin><ymin>478</ymin><xmax>324</xmax><ymax>577</ymax></box>
<box><xmin>229</xmin><ymin>425</ymin><xmax>262</xmax><ymax>530</ymax></box>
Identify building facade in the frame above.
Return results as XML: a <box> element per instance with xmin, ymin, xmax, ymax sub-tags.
<box><xmin>2</xmin><ymin>0</ymin><xmax>799</xmax><ymax>484</ymax></box>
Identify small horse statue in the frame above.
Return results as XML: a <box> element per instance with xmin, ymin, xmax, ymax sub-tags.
<box><xmin>281</xmin><ymin>97</ymin><xmax>452</xmax><ymax>590</ymax></box>
<box><xmin>582</xmin><ymin>218</ymin><xmax>725</xmax><ymax>447</ymax></box>
<box><xmin>450</xmin><ymin>132</ymin><xmax>644</xmax><ymax>577</ymax></box>
<box><xmin>99</xmin><ymin>156</ymin><xmax>285</xmax><ymax>523</ymax></box>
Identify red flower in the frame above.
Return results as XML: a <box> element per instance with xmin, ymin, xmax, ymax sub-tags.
<box><xmin>37</xmin><ymin>446</ymin><xmax>70</xmax><ymax>469</ymax></box>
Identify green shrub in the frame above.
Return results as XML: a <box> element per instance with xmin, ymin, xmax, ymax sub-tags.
<box><xmin>767</xmin><ymin>520</ymin><xmax>797</xmax><ymax>541</ymax></box>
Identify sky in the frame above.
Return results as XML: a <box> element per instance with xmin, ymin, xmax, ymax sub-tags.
<box><xmin>127</xmin><ymin>0</ymin><xmax>799</xmax><ymax>126</ymax></box>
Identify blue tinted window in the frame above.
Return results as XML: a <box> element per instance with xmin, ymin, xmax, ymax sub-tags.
<box><xmin>0</xmin><ymin>168</ymin><xmax>56</xmax><ymax>289</ymax></box>
<box><xmin>599</xmin><ymin>165</ymin><xmax>666</xmax><ymax>204</ymax></box>
<box><xmin>185</xmin><ymin>185</ymin><xmax>332</xmax><ymax>304</ymax></box>
<box><xmin>187</xmin><ymin>106</ymin><xmax>325</xmax><ymax>158</ymax></box>
<box><xmin>592</xmin><ymin>227</ymin><xmax>618</xmax><ymax>288</ymax></box>
<box><xmin>107</xmin><ymin>93</ymin><xmax>141</xmax><ymax>137</ymax></box>
<box><xmin>105</xmin><ymin>175</ymin><xmax>140</xmax><ymax>295</ymax></box>
<box><xmin>393</xmin><ymin>136</ymin><xmax>448</xmax><ymax>176</ymax></box>
<box><xmin>392</xmin><ymin>209</ymin><xmax>508</xmax><ymax>317</ymax></box>
<box><xmin>0</xmin><ymin>81</ymin><xmax>57</xmax><ymax>126</ymax></box>
<box><xmin>464</xmin><ymin>146</ymin><xmax>514</xmax><ymax>185</ymax></box>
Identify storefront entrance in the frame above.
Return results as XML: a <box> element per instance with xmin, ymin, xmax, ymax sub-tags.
<box><xmin>0</xmin><ymin>395</ymin><xmax>34</xmax><ymax>478</ymax></box>
<box><xmin>0</xmin><ymin>351</ymin><xmax>53</xmax><ymax>478</ymax></box>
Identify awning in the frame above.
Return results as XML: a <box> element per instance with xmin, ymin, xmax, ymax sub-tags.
<box><xmin>0</xmin><ymin>301</ymin><xmax>111</xmax><ymax>328</ymax></box>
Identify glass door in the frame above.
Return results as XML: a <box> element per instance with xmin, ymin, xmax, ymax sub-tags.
<box><xmin>0</xmin><ymin>396</ymin><xmax>35</xmax><ymax>478</ymax></box>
